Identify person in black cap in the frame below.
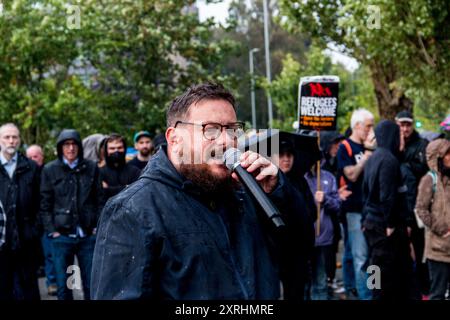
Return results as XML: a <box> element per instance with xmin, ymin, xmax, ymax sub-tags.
<box><xmin>395</xmin><ymin>110</ymin><xmax>429</xmax><ymax>179</ymax></box>
<box><xmin>128</xmin><ymin>131</ymin><xmax>154</xmax><ymax>171</ymax></box>
<box><xmin>395</xmin><ymin>110</ymin><xmax>430</xmax><ymax>297</ymax></box>
<box><xmin>39</xmin><ymin>129</ymin><xmax>103</xmax><ymax>300</ymax></box>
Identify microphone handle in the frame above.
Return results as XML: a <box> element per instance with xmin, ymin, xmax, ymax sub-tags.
<box><xmin>234</xmin><ymin>165</ymin><xmax>285</xmax><ymax>228</ymax></box>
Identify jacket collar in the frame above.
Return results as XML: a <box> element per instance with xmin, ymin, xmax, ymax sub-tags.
<box><xmin>0</xmin><ymin>153</ymin><xmax>33</xmax><ymax>177</ymax></box>
<box><xmin>140</xmin><ymin>146</ymin><xmax>188</xmax><ymax>191</ymax></box>
<box><xmin>0</xmin><ymin>152</ymin><xmax>17</xmax><ymax>166</ymax></box>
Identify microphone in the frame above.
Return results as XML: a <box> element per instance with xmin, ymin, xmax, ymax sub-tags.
<box><xmin>223</xmin><ymin>148</ymin><xmax>285</xmax><ymax>228</ymax></box>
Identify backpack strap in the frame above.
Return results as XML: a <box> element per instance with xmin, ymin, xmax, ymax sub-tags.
<box><xmin>427</xmin><ymin>170</ymin><xmax>438</xmax><ymax>194</ymax></box>
<box><xmin>341</xmin><ymin>140</ymin><xmax>353</xmax><ymax>158</ymax></box>
<box><xmin>339</xmin><ymin>140</ymin><xmax>353</xmax><ymax>188</ymax></box>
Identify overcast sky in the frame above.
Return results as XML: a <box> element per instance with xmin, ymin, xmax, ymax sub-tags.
<box><xmin>196</xmin><ymin>0</ymin><xmax>359</xmax><ymax>72</ymax></box>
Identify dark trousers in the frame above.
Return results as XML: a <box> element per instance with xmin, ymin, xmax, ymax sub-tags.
<box><xmin>325</xmin><ymin>241</ymin><xmax>338</xmax><ymax>281</ymax></box>
<box><xmin>0</xmin><ymin>247</ymin><xmax>40</xmax><ymax>300</ymax></box>
<box><xmin>280</xmin><ymin>260</ymin><xmax>308</xmax><ymax>301</ymax></box>
<box><xmin>428</xmin><ymin>259</ymin><xmax>450</xmax><ymax>300</ymax></box>
<box><xmin>364</xmin><ymin>223</ymin><xmax>416</xmax><ymax>300</ymax></box>
<box><xmin>410</xmin><ymin>226</ymin><xmax>430</xmax><ymax>295</ymax></box>
<box><xmin>52</xmin><ymin>235</ymin><xmax>96</xmax><ymax>300</ymax></box>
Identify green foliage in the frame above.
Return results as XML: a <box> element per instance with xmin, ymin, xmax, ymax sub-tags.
<box><xmin>215</xmin><ymin>0</ymin><xmax>311</xmax><ymax>128</ymax></box>
<box><xmin>278</xmin><ymin>0</ymin><xmax>450</xmax><ymax>123</ymax></box>
<box><xmin>265</xmin><ymin>46</ymin><xmax>377</xmax><ymax>132</ymax></box>
<box><xmin>0</xmin><ymin>0</ymin><xmax>238</xmax><ymax>158</ymax></box>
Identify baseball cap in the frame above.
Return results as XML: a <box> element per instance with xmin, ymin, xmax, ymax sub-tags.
<box><xmin>395</xmin><ymin>110</ymin><xmax>414</xmax><ymax>123</ymax></box>
<box><xmin>133</xmin><ymin>130</ymin><xmax>152</xmax><ymax>143</ymax></box>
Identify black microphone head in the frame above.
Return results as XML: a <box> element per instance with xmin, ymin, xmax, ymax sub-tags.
<box><xmin>223</xmin><ymin>148</ymin><xmax>242</xmax><ymax>171</ymax></box>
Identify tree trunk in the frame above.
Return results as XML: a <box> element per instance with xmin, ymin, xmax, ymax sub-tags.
<box><xmin>369</xmin><ymin>62</ymin><xmax>413</xmax><ymax>120</ymax></box>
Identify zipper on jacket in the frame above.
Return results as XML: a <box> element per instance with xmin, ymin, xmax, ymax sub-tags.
<box><xmin>217</xmin><ymin>214</ymin><xmax>249</xmax><ymax>300</ymax></box>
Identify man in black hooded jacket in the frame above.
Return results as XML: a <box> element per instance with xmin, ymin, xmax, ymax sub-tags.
<box><xmin>99</xmin><ymin>134</ymin><xmax>141</xmax><ymax>201</ymax></box>
<box><xmin>91</xmin><ymin>83</ymin><xmax>311</xmax><ymax>300</ymax></box>
<box><xmin>40</xmin><ymin>129</ymin><xmax>103</xmax><ymax>300</ymax></box>
<box><xmin>362</xmin><ymin>120</ymin><xmax>415</xmax><ymax>300</ymax></box>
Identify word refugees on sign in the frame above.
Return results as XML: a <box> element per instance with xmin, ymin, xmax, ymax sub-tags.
<box><xmin>298</xmin><ymin>75</ymin><xmax>340</xmax><ymax>131</ymax></box>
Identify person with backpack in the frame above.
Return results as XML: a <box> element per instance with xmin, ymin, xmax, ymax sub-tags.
<box><xmin>415</xmin><ymin>139</ymin><xmax>450</xmax><ymax>300</ymax></box>
<box><xmin>336</xmin><ymin>108</ymin><xmax>375</xmax><ymax>300</ymax></box>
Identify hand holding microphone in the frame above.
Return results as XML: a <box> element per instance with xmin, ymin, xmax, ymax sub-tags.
<box><xmin>223</xmin><ymin>148</ymin><xmax>285</xmax><ymax>228</ymax></box>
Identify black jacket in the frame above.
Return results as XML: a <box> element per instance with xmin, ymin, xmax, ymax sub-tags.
<box><xmin>0</xmin><ymin>153</ymin><xmax>40</xmax><ymax>250</ymax></box>
<box><xmin>99</xmin><ymin>164</ymin><xmax>141</xmax><ymax>200</ymax></box>
<box><xmin>91</xmin><ymin>147</ymin><xmax>310</xmax><ymax>300</ymax></box>
<box><xmin>362</xmin><ymin>120</ymin><xmax>408</xmax><ymax>229</ymax></box>
<box><xmin>400</xmin><ymin>130</ymin><xmax>429</xmax><ymax>228</ymax></box>
<box><xmin>39</xmin><ymin>129</ymin><xmax>103</xmax><ymax>235</ymax></box>
<box><xmin>401</xmin><ymin>130</ymin><xmax>428</xmax><ymax>181</ymax></box>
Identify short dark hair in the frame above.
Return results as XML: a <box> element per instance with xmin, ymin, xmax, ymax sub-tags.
<box><xmin>166</xmin><ymin>82</ymin><xmax>236</xmax><ymax>127</ymax></box>
<box><xmin>104</xmin><ymin>133</ymin><xmax>127</xmax><ymax>153</ymax></box>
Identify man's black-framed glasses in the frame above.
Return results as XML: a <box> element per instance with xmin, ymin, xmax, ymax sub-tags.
<box><xmin>175</xmin><ymin>121</ymin><xmax>245</xmax><ymax>141</ymax></box>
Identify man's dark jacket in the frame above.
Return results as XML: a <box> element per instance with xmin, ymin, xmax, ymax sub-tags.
<box><xmin>99</xmin><ymin>162</ymin><xmax>141</xmax><ymax>200</ymax></box>
<box><xmin>40</xmin><ymin>129</ymin><xmax>103</xmax><ymax>235</ymax></box>
<box><xmin>362</xmin><ymin>120</ymin><xmax>408</xmax><ymax>229</ymax></box>
<box><xmin>0</xmin><ymin>153</ymin><xmax>40</xmax><ymax>250</ymax></box>
<box><xmin>400</xmin><ymin>130</ymin><xmax>429</xmax><ymax>226</ymax></box>
<box><xmin>91</xmin><ymin>147</ymin><xmax>310</xmax><ymax>300</ymax></box>
<box><xmin>401</xmin><ymin>130</ymin><xmax>428</xmax><ymax>181</ymax></box>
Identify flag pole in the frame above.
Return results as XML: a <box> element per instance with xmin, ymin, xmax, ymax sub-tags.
<box><xmin>316</xmin><ymin>129</ymin><xmax>321</xmax><ymax>236</ymax></box>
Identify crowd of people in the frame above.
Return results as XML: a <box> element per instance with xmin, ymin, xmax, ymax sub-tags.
<box><xmin>0</xmin><ymin>125</ymin><xmax>162</xmax><ymax>300</ymax></box>
<box><xmin>0</xmin><ymin>82</ymin><xmax>449</xmax><ymax>301</ymax></box>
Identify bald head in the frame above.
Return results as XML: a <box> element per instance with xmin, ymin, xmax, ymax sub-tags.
<box><xmin>26</xmin><ymin>144</ymin><xmax>44</xmax><ymax>167</ymax></box>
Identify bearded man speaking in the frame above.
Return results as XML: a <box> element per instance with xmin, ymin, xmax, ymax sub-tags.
<box><xmin>91</xmin><ymin>82</ymin><xmax>309</xmax><ymax>300</ymax></box>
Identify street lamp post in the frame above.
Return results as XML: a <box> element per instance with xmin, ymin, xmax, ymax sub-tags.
<box><xmin>263</xmin><ymin>0</ymin><xmax>273</xmax><ymax>128</ymax></box>
<box><xmin>249</xmin><ymin>48</ymin><xmax>260</xmax><ymax>129</ymax></box>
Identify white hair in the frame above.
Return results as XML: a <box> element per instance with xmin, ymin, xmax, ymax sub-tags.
<box><xmin>350</xmin><ymin>109</ymin><xmax>374</xmax><ymax>129</ymax></box>
<box><xmin>0</xmin><ymin>123</ymin><xmax>20</xmax><ymax>138</ymax></box>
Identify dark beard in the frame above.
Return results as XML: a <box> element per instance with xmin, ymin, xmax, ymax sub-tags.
<box><xmin>140</xmin><ymin>148</ymin><xmax>151</xmax><ymax>157</ymax></box>
<box><xmin>179</xmin><ymin>163</ymin><xmax>233</xmax><ymax>195</ymax></box>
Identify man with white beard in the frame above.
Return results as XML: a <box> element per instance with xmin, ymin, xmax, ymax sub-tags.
<box><xmin>0</xmin><ymin>123</ymin><xmax>41</xmax><ymax>300</ymax></box>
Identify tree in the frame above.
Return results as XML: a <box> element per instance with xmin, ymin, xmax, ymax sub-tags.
<box><xmin>214</xmin><ymin>0</ymin><xmax>311</xmax><ymax>128</ymax></box>
<box><xmin>0</xmin><ymin>0</ymin><xmax>237</xmax><ymax>157</ymax></box>
<box><xmin>266</xmin><ymin>46</ymin><xmax>377</xmax><ymax>132</ymax></box>
<box><xmin>278</xmin><ymin>0</ymin><xmax>450</xmax><ymax>120</ymax></box>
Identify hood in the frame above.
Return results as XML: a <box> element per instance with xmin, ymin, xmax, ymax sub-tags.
<box><xmin>140</xmin><ymin>146</ymin><xmax>186</xmax><ymax>191</ymax></box>
<box><xmin>83</xmin><ymin>133</ymin><xmax>107</xmax><ymax>162</ymax></box>
<box><xmin>426</xmin><ymin>138</ymin><xmax>450</xmax><ymax>172</ymax></box>
<box><xmin>56</xmin><ymin>129</ymin><xmax>83</xmax><ymax>161</ymax></box>
<box><xmin>320</xmin><ymin>131</ymin><xmax>344</xmax><ymax>156</ymax></box>
<box><xmin>375</xmin><ymin>120</ymin><xmax>400</xmax><ymax>155</ymax></box>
